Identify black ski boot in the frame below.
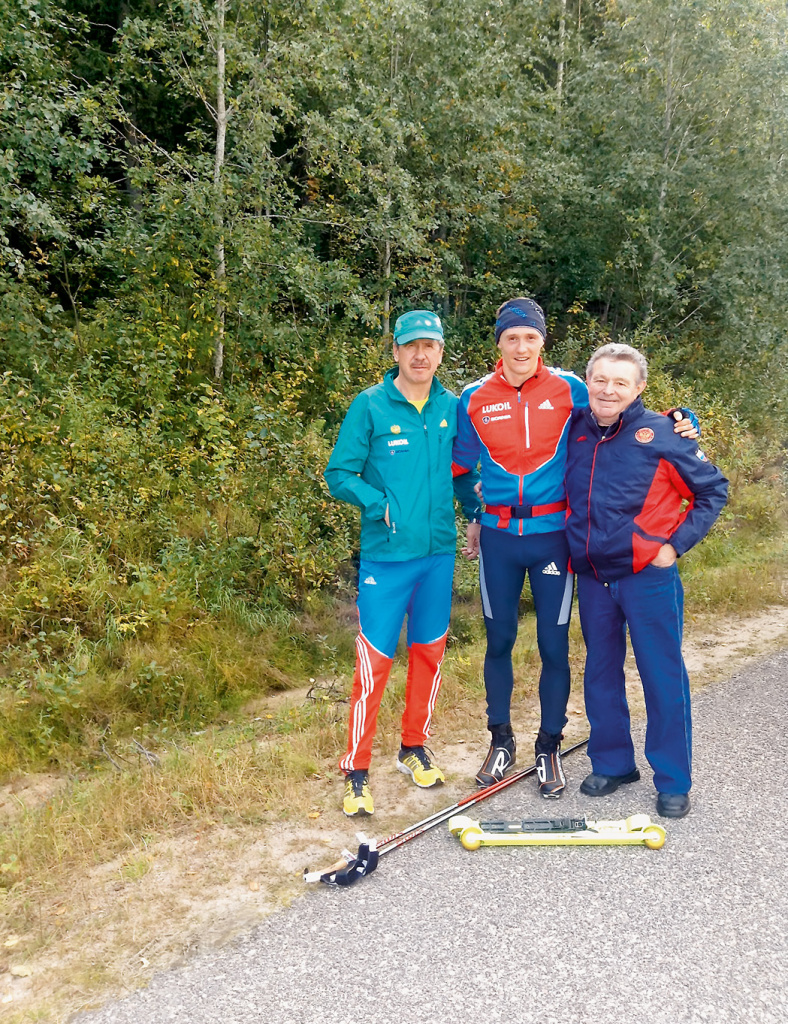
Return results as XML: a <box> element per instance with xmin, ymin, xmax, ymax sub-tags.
<box><xmin>476</xmin><ymin>723</ymin><xmax>516</xmax><ymax>787</ymax></box>
<box><xmin>535</xmin><ymin>728</ymin><xmax>566</xmax><ymax>799</ymax></box>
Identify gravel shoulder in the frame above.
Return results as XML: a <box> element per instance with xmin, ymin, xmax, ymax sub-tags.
<box><xmin>73</xmin><ymin>645</ymin><xmax>788</xmax><ymax>1024</ymax></box>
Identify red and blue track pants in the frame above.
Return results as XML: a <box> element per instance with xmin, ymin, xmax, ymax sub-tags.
<box><xmin>340</xmin><ymin>553</ymin><xmax>454</xmax><ymax>773</ymax></box>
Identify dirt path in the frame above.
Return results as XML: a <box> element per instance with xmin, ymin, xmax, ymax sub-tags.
<box><xmin>2</xmin><ymin>603</ymin><xmax>788</xmax><ymax>1021</ymax></box>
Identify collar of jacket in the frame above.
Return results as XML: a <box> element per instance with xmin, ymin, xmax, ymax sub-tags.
<box><xmin>383</xmin><ymin>366</ymin><xmax>446</xmax><ymax>403</ymax></box>
<box><xmin>494</xmin><ymin>356</ymin><xmax>545</xmax><ymax>389</ymax></box>
<box><xmin>583</xmin><ymin>395</ymin><xmax>646</xmax><ymax>436</ymax></box>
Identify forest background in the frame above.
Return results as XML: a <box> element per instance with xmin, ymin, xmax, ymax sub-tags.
<box><xmin>1</xmin><ymin>0</ymin><xmax>788</xmax><ymax>979</ymax></box>
<box><xmin>3</xmin><ymin>0</ymin><xmax>788</xmax><ymax>769</ymax></box>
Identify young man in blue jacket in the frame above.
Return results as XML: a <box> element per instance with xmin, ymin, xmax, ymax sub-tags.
<box><xmin>451</xmin><ymin>299</ymin><xmax>586</xmax><ymax>797</ymax></box>
<box><xmin>451</xmin><ymin>298</ymin><xmax>698</xmax><ymax>799</ymax></box>
<box><xmin>565</xmin><ymin>343</ymin><xmax>728</xmax><ymax>819</ymax></box>
<box><xmin>324</xmin><ymin>311</ymin><xmax>480</xmax><ymax>816</ymax></box>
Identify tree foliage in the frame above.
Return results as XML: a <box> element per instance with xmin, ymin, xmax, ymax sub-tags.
<box><xmin>1</xmin><ymin>0</ymin><xmax>787</xmax><ymax>765</ymax></box>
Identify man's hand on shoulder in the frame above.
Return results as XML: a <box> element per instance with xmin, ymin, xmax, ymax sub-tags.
<box><xmin>669</xmin><ymin>408</ymin><xmax>699</xmax><ymax>440</ymax></box>
<box><xmin>461</xmin><ymin>522</ymin><xmax>481</xmax><ymax>561</ymax></box>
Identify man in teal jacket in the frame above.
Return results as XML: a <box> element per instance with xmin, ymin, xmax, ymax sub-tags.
<box><xmin>325</xmin><ymin>311</ymin><xmax>480</xmax><ymax>816</ymax></box>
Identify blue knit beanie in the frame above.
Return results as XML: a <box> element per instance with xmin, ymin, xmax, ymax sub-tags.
<box><xmin>495</xmin><ymin>299</ymin><xmax>546</xmax><ymax>343</ymax></box>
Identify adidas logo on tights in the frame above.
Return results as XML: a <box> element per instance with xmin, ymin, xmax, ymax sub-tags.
<box><xmin>542</xmin><ymin>562</ymin><xmax>561</xmax><ymax>576</ymax></box>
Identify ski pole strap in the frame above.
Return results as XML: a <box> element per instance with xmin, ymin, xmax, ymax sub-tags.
<box><xmin>319</xmin><ymin>841</ymin><xmax>379</xmax><ymax>886</ymax></box>
<box><xmin>480</xmin><ymin>817</ymin><xmax>587</xmax><ymax>833</ymax></box>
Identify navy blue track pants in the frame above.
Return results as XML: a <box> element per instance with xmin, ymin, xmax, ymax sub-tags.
<box><xmin>479</xmin><ymin>526</ymin><xmax>574</xmax><ymax>733</ymax></box>
<box><xmin>577</xmin><ymin>564</ymin><xmax>692</xmax><ymax>794</ymax></box>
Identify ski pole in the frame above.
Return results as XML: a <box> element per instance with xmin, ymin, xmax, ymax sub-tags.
<box><xmin>304</xmin><ymin>737</ymin><xmax>588</xmax><ymax>885</ymax></box>
<box><xmin>375</xmin><ymin>737</ymin><xmax>588</xmax><ymax>855</ymax></box>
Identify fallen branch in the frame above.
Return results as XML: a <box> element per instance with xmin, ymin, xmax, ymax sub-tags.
<box><xmin>131</xmin><ymin>739</ymin><xmax>161</xmax><ymax>768</ymax></box>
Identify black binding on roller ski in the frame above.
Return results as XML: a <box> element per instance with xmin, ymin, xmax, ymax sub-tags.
<box><xmin>480</xmin><ymin>816</ymin><xmax>587</xmax><ymax>833</ymax></box>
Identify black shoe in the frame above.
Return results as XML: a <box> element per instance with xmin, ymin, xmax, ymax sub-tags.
<box><xmin>534</xmin><ymin>729</ymin><xmax>565</xmax><ymax>799</ymax></box>
<box><xmin>476</xmin><ymin>724</ymin><xmax>516</xmax><ymax>787</ymax></box>
<box><xmin>580</xmin><ymin>768</ymin><xmax>640</xmax><ymax>796</ymax></box>
<box><xmin>657</xmin><ymin>792</ymin><xmax>691</xmax><ymax>818</ymax></box>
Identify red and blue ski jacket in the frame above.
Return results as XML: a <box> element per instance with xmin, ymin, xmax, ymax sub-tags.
<box><xmin>564</xmin><ymin>398</ymin><xmax>728</xmax><ymax>581</ymax></box>
<box><xmin>452</xmin><ymin>357</ymin><xmax>589</xmax><ymax>536</ymax></box>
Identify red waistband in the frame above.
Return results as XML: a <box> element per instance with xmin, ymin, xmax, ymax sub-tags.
<box><xmin>485</xmin><ymin>500</ymin><xmax>567</xmax><ymax>529</ymax></box>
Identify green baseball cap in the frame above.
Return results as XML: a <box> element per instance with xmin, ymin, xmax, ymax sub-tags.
<box><xmin>393</xmin><ymin>310</ymin><xmax>444</xmax><ymax>346</ymax></box>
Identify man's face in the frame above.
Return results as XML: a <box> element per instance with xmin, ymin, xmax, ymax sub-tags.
<box><xmin>497</xmin><ymin>326</ymin><xmax>544</xmax><ymax>386</ymax></box>
<box><xmin>393</xmin><ymin>337</ymin><xmax>443</xmax><ymax>388</ymax></box>
<box><xmin>587</xmin><ymin>357</ymin><xmax>646</xmax><ymax>425</ymax></box>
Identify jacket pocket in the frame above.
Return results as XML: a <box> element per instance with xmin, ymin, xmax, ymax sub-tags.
<box><xmin>632</xmin><ymin>532</ymin><xmax>663</xmax><ymax>573</ymax></box>
<box><xmin>384</xmin><ymin>491</ymin><xmax>402</xmax><ymax>539</ymax></box>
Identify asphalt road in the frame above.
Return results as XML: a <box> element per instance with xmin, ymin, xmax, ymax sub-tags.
<box><xmin>77</xmin><ymin>650</ymin><xmax>788</xmax><ymax>1024</ymax></box>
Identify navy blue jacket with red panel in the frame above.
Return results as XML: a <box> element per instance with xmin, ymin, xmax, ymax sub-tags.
<box><xmin>564</xmin><ymin>397</ymin><xmax>729</xmax><ymax>582</ymax></box>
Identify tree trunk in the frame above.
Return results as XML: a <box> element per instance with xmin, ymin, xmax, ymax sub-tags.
<box><xmin>117</xmin><ymin>0</ymin><xmax>143</xmax><ymax>214</ymax></box>
<box><xmin>212</xmin><ymin>0</ymin><xmax>228</xmax><ymax>382</ymax></box>
<box><xmin>382</xmin><ymin>239</ymin><xmax>392</xmax><ymax>341</ymax></box>
<box><xmin>61</xmin><ymin>251</ymin><xmax>84</xmax><ymax>355</ymax></box>
<box><xmin>556</xmin><ymin>0</ymin><xmax>567</xmax><ymax>111</ymax></box>
<box><xmin>648</xmin><ymin>29</ymin><xmax>676</xmax><ymax>315</ymax></box>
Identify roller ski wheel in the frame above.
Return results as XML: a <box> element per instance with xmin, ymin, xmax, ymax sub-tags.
<box><xmin>456</xmin><ymin>823</ymin><xmax>484</xmax><ymax>851</ymax></box>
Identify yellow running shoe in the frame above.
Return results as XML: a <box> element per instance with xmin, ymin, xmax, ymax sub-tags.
<box><xmin>343</xmin><ymin>770</ymin><xmax>374</xmax><ymax>817</ymax></box>
<box><xmin>396</xmin><ymin>746</ymin><xmax>445</xmax><ymax>788</ymax></box>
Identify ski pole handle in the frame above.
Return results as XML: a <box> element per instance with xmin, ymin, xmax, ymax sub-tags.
<box><xmin>303</xmin><ymin>857</ymin><xmax>348</xmax><ymax>884</ymax></box>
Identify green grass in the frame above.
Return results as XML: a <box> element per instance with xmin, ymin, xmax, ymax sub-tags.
<box><xmin>5</xmin><ymin>509</ymin><xmax>785</xmax><ymax>879</ymax></box>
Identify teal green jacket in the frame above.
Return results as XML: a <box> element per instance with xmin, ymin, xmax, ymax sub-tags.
<box><xmin>325</xmin><ymin>369</ymin><xmax>481</xmax><ymax>561</ymax></box>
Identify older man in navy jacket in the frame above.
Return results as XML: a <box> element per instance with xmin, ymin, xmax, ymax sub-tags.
<box><xmin>565</xmin><ymin>343</ymin><xmax>728</xmax><ymax>819</ymax></box>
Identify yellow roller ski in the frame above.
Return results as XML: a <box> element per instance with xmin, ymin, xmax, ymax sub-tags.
<box><xmin>448</xmin><ymin>813</ymin><xmax>666</xmax><ymax>851</ymax></box>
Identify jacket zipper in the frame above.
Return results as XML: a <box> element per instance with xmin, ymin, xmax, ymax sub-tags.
<box><xmin>516</xmin><ymin>391</ymin><xmax>531</xmax><ymax>536</ymax></box>
<box><xmin>585</xmin><ymin>419</ymin><xmax>623</xmax><ymax>577</ymax></box>
<box><xmin>389</xmin><ymin>397</ymin><xmax>431</xmax><ymax>544</ymax></box>
<box><xmin>423</xmin><ymin>415</ymin><xmax>431</xmax><ymax>551</ymax></box>
<box><xmin>586</xmin><ymin>442</ymin><xmax>601</xmax><ymax>579</ymax></box>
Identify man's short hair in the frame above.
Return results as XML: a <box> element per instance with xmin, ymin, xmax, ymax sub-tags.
<box><xmin>586</xmin><ymin>343</ymin><xmax>648</xmax><ymax>384</ymax></box>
